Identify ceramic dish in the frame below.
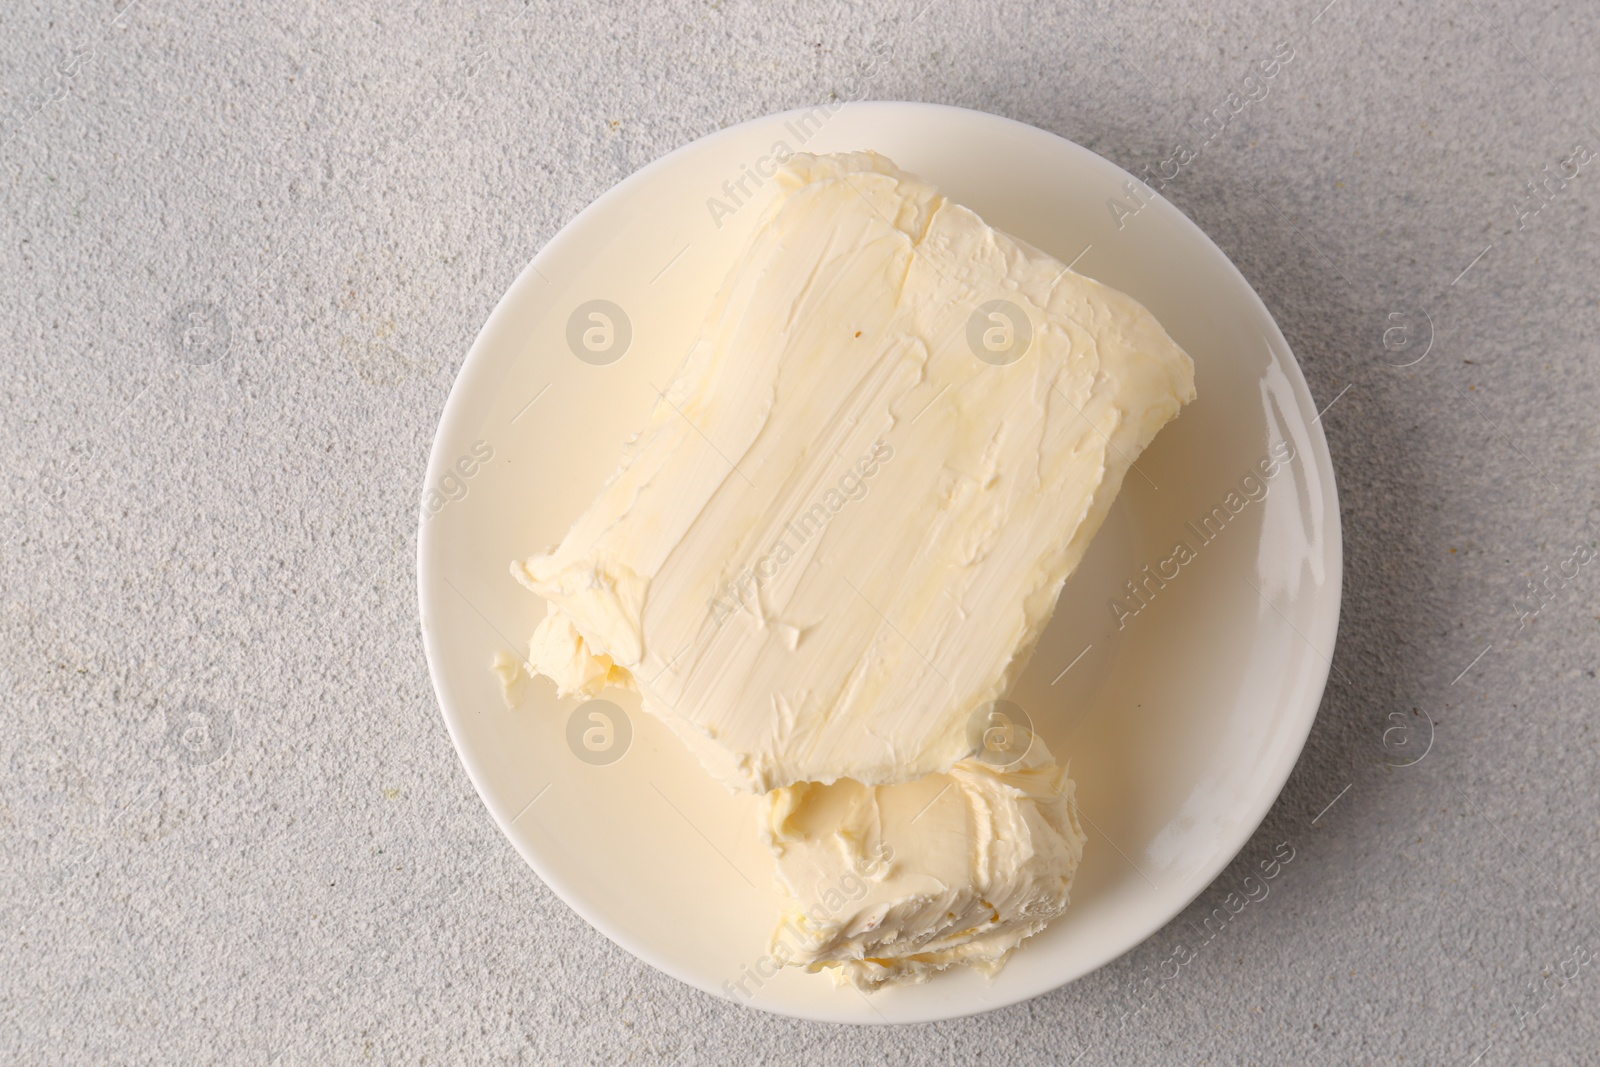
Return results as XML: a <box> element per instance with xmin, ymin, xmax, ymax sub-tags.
<box><xmin>417</xmin><ymin>101</ymin><xmax>1341</xmax><ymax>1024</ymax></box>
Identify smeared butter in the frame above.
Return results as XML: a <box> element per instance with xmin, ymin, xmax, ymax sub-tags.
<box><xmin>759</xmin><ymin>737</ymin><xmax>1086</xmax><ymax>990</ymax></box>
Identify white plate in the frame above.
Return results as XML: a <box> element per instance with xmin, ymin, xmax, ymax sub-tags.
<box><xmin>417</xmin><ymin>102</ymin><xmax>1341</xmax><ymax>1025</ymax></box>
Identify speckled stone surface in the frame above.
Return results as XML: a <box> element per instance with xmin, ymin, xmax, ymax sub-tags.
<box><xmin>4</xmin><ymin>1</ymin><xmax>1598</xmax><ymax>1062</ymax></box>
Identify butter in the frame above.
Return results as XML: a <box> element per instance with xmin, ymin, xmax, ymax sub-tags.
<box><xmin>511</xmin><ymin>150</ymin><xmax>1194</xmax><ymax>989</ymax></box>
<box><xmin>515</xmin><ymin>150</ymin><xmax>1195</xmax><ymax>794</ymax></box>
<box><xmin>760</xmin><ymin>738</ymin><xmax>1086</xmax><ymax>990</ymax></box>
<box><xmin>490</xmin><ymin>648</ymin><xmax>527</xmax><ymax>708</ymax></box>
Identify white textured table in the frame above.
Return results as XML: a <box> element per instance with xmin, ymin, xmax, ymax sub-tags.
<box><xmin>4</xmin><ymin>1</ymin><xmax>1598</xmax><ymax>1062</ymax></box>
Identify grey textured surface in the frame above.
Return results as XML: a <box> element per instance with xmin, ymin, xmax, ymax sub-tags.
<box><xmin>4</xmin><ymin>0</ymin><xmax>1598</xmax><ymax>1062</ymax></box>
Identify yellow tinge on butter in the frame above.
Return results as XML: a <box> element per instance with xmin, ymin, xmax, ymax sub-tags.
<box><xmin>512</xmin><ymin>151</ymin><xmax>1195</xmax><ymax>988</ymax></box>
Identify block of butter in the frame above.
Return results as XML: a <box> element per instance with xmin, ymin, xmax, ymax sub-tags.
<box><xmin>514</xmin><ymin>151</ymin><xmax>1195</xmax><ymax>796</ymax></box>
